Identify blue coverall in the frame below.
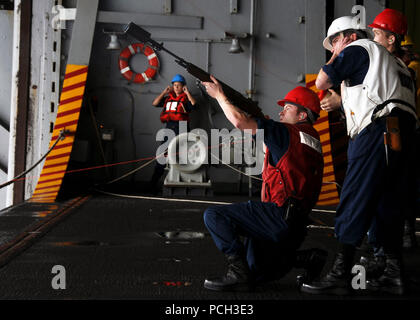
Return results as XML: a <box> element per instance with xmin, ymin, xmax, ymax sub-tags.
<box><xmin>203</xmin><ymin>118</ymin><xmax>308</xmax><ymax>282</ymax></box>
<box><xmin>323</xmin><ymin>45</ymin><xmax>417</xmax><ymax>253</ymax></box>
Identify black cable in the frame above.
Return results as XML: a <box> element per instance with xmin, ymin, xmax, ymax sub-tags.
<box><xmin>86</xmin><ymin>96</ymin><xmax>111</xmax><ymax>178</ymax></box>
<box><xmin>0</xmin><ymin>130</ymin><xmax>67</xmax><ymax>190</ymax></box>
<box><xmin>87</xmin><ymin>86</ymin><xmax>137</xmax><ymax>182</ymax></box>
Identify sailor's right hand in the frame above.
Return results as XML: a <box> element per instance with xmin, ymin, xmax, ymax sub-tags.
<box><xmin>202</xmin><ymin>75</ymin><xmax>225</xmax><ymax>100</ymax></box>
<box><xmin>331</xmin><ymin>35</ymin><xmax>353</xmax><ymax>56</ymax></box>
<box><xmin>163</xmin><ymin>85</ymin><xmax>172</xmax><ymax>95</ymax></box>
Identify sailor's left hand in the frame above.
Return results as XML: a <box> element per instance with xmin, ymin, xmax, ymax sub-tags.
<box><xmin>320</xmin><ymin>89</ymin><xmax>342</xmax><ymax>112</ymax></box>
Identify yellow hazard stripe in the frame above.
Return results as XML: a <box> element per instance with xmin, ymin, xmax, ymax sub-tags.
<box><xmin>306</xmin><ymin>74</ymin><xmax>340</xmax><ymax>207</ymax></box>
<box><xmin>32</xmin><ymin>186</ymin><xmax>60</xmax><ymax>195</ymax></box>
<box><xmin>31</xmin><ymin>64</ymin><xmax>88</xmax><ymax>203</ymax></box>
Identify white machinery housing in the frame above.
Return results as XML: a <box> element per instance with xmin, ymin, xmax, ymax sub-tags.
<box><xmin>163</xmin><ymin>132</ymin><xmax>212</xmax><ymax>196</ymax></box>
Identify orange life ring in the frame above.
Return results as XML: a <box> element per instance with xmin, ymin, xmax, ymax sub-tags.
<box><xmin>118</xmin><ymin>43</ymin><xmax>159</xmax><ymax>83</ymax></box>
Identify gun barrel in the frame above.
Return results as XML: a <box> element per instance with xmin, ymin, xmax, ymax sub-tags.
<box><xmin>124</xmin><ymin>22</ymin><xmax>151</xmax><ymax>42</ymax></box>
<box><xmin>124</xmin><ymin>22</ymin><xmax>186</xmax><ymax>63</ymax></box>
<box><xmin>123</xmin><ymin>22</ymin><xmax>264</xmax><ymax>118</ymax></box>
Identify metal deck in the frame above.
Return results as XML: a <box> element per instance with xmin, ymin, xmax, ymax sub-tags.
<box><xmin>0</xmin><ymin>188</ymin><xmax>419</xmax><ymax>314</ymax></box>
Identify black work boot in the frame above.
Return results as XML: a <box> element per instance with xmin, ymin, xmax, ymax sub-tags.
<box><xmin>295</xmin><ymin>248</ymin><xmax>328</xmax><ymax>287</ymax></box>
<box><xmin>204</xmin><ymin>255</ymin><xmax>252</xmax><ymax>292</ymax></box>
<box><xmin>366</xmin><ymin>254</ymin><xmax>406</xmax><ymax>295</ymax></box>
<box><xmin>403</xmin><ymin>220</ymin><xmax>418</xmax><ymax>249</ymax></box>
<box><xmin>300</xmin><ymin>244</ymin><xmax>355</xmax><ymax>295</ymax></box>
<box><xmin>359</xmin><ymin>254</ymin><xmax>386</xmax><ymax>279</ymax></box>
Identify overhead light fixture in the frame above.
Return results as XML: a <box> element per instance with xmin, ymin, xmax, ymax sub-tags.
<box><xmin>224</xmin><ymin>32</ymin><xmax>249</xmax><ymax>54</ymax></box>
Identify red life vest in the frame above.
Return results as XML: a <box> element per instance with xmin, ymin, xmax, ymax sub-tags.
<box><xmin>160</xmin><ymin>92</ymin><xmax>190</xmax><ymax>123</ymax></box>
<box><xmin>261</xmin><ymin>122</ymin><xmax>324</xmax><ymax>210</ymax></box>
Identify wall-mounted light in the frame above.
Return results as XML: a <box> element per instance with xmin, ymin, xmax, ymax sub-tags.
<box><xmin>103</xmin><ymin>29</ymin><xmax>124</xmax><ymax>50</ymax></box>
<box><xmin>224</xmin><ymin>32</ymin><xmax>249</xmax><ymax>54</ymax></box>
<box><xmin>229</xmin><ymin>38</ymin><xmax>243</xmax><ymax>54</ymax></box>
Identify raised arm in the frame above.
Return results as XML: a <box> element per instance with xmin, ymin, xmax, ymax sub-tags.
<box><xmin>316</xmin><ymin>52</ymin><xmax>339</xmax><ymax>90</ymax></box>
<box><xmin>202</xmin><ymin>75</ymin><xmax>258</xmax><ymax>134</ymax></box>
<box><xmin>183</xmin><ymin>86</ymin><xmax>197</xmax><ymax>106</ymax></box>
<box><xmin>152</xmin><ymin>85</ymin><xmax>171</xmax><ymax>106</ymax></box>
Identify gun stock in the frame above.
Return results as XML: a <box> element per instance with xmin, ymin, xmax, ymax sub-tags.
<box><xmin>124</xmin><ymin>22</ymin><xmax>264</xmax><ymax>119</ymax></box>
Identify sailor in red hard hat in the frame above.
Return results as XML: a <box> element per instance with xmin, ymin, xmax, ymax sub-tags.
<box><xmin>277</xmin><ymin>86</ymin><xmax>321</xmax><ymax>124</ymax></box>
<box><xmin>369</xmin><ymin>9</ymin><xmax>407</xmax><ymax>42</ymax></box>
<box><xmin>200</xmin><ymin>77</ymin><xmax>326</xmax><ymax>292</ymax></box>
<box><xmin>365</xmin><ymin>8</ymin><xmax>420</xmax><ymax>275</ymax></box>
<box><xmin>301</xmin><ymin>14</ymin><xmax>417</xmax><ymax>296</ymax></box>
<box><xmin>369</xmin><ymin>8</ymin><xmax>407</xmax><ymax>56</ymax></box>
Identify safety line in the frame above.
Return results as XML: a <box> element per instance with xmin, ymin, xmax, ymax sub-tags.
<box><xmin>209</xmin><ymin>152</ymin><xmax>263</xmax><ymax>182</ymax></box>
<box><xmin>94</xmin><ymin>189</ymin><xmax>338</xmax><ymax>214</ymax></box>
<box><xmin>94</xmin><ymin>190</ymin><xmax>338</xmax><ymax>230</ymax></box>
<box><xmin>14</xmin><ymin>137</ymin><xmax>249</xmax><ymax>187</ymax></box>
<box><xmin>95</xmin><ymin>189</ymin><xmax>233</xmax><ymax>205</ymax></box>
<box><xmin>5</xmin><ymin>130</ymin><xmax>341</xmax><ymax>205</ymax></box>
<box><xmin>4</xmin><ymin>154</ymin><xmax>161</xmax><ymax>187</ymax></box>
<box><xmin>102</xmin><ymin>153</ymin><xmax>164</xmax><ymax>185</ymax></box>
<box><xmin>66</xmin><ymin>156</ymin><xmax>156</xmax><ymax>175</ymax></box>
<box><xmin>307</xmin><ymin>225</ymin><xmax>335</xmax><ymax>230</ymax></box>
<box><xmin>96</xmin><ymin>136</ymin><xmax>257</xmax><ymax>186</ymax></box>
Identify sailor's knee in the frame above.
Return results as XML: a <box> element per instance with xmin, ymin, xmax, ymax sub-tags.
<box><xmin>203</xmin><ymin>206</ymin><xmax>220</xmax><ymax>228</ymax></box>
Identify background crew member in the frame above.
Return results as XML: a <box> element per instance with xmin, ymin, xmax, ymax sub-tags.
<box><xmin>201</xmin><ymin>77</ymin><xmax>326</xmax><ymax>292</ymax></box>
<box><xmin>361</xmin><ymin>9</ymin><xmax>418</xmax><ymax>279</ymax></box>
<box><xmin>370</xmin><ymin>9</ymin><xmax>407</xmax><ymax>58</ymax></box>
<box><xmin>401</xmin><ymin>35</ymin><xmax>420</xmax><ymax>248</ymax></box>
<box><xmin>322</xmin><ymin>10</ymin><xmax>418</xmax><ymax>262</ymax></box>
<box><xmin>301</xmin><ymin>16</ymin><xmax>418</xmax><ymax>296</ymax></box>
<box><xmin>149</xmin><ymin>74</ymin><xmax>196</xmax><ymax>193</ymax></box>
<box><xmin>401</xmin><ymin>35</ymin><xmax>420</xmax><ymax>118</ymax></box>
<box><xmin>321</xmin><ymin>9</ymin><xmax>410</xmax><ymax>112</ymax></box>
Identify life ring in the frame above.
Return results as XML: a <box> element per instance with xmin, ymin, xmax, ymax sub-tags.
<box><xmin>118</xmin><ymin>43</ymin><xmax>159</xmax><ymax>83</ymax></box>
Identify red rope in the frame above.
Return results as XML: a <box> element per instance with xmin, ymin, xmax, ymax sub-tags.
<box><xmin>13</xmin><ymin>137</ymin><xmax>250</xmax><ymax>184</ymax></box>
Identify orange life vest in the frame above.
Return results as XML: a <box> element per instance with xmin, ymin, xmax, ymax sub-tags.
<box><xmin>160</xmin><ymin>92</ymin><xmax>190</xmax><ymax>123</ymax></box>
<box><xmin>261</xmin><ymin>122</ymin><xmax>324</xmax><ymax>210</ymax></box>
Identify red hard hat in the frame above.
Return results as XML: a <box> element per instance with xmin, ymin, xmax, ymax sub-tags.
<box><xmin>277</xmin><ymin>86</ymin><xmax>321</xmax><ymax>116</ymax></box>
<box><xmin>368</xmin><ymin>8</ymin><xmax>407</xmax><ymax>35</ymax></box>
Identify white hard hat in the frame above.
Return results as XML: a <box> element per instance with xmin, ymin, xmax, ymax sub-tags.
<box><xmin>323</xmin><ymin>16</ymin><xmax>365</xmax><ymax>51</ymax></box>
